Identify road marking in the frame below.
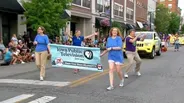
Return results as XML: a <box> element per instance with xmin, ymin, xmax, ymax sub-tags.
<box><xmin>69</xmin><ymin>63</ymin><xmax>128</xmax><ymax>87</ymax></box>
<box><xmin>0</xmin><ymin>94</ymin><xmax>34</xmax><ymax>103</ymax></box>
<box><xmin>0</xmin><ymin>79</ymin><xmax>70</xmax><ymax>87</ymax></box>
<box><xmin>28</xmin><ymin>96</ymin><xmax>56</xmax><ymax>103</ymax></box>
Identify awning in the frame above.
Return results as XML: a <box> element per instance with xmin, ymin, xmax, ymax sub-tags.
<box><xmin>121</xmin><ymin>23</ymin><xmax>127</xmax><ymax>29</ymax></box>
<box><xmin>0</xmin><ymin>0</ymin><xmax>24</xmax><ymax>14</ymax></box>
<box><xmin>61</xmin><ymin>10</ymin><xmax>71</xmax><ymax>19</ymax></box>
<box><xmin>137</xmin><ymin>21</ymin><xmax>144</xmax><ymax>29</ymax></box>
<box><xmin>126</xmin><ymin>24</ymin><xmax>134</xmax><ymax>30</ymax></box>
<box><xmin>71</xmin><ymin>10</ymin><xmax>92</xmax><ymax>19</ymax></box>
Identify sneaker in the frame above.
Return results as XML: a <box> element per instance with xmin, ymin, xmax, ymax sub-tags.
<box><xmin>136</xmin><ymin>72</ymin><xmax>141</xmax><ymax>76</ymax></box>
<box><xmin>40</xmin><ymin>76</ymin><xmax>44</xmax><ymax>81</ymax></box>
<box><xmin>21</xmin><ymin>62</ymin><xmax>25</xmax><ymax>64</ymax></box>
<box><xmin>124</xmin><ymin>73</ymin><xmax>128</xmax><ymax>78</ymax></box>
<box><xmin>107</xmin><ymin>86</ymin><xmax>114</xmax><ymax>91</ymax></box>
<box><xmin>119</xmin><ymin>79</ymin><xmax>124</xmax><ymax>87</ymax></box>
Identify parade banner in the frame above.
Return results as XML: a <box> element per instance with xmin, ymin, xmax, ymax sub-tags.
<box><xmin>50</xmin><ymin>44</ymin><xmax>103</xmax><ymax>72</ymax></box>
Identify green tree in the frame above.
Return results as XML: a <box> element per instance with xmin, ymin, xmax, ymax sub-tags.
<box><xmin>112</xmin><ymin>21</ymin><xmax>124</xmax><ymax>35</ymax></box>
<box><xmin>168</xmin><ymin>12</ymin><xmax>180</xmax><ymax>34</ymax></box>
<box><xmin>181</xmin><ymin>25</ymin><xmax>184</xmax><ymax>34</ymax></box>
<box><xmin>22</xmin><ymin>0</ymin><xmax>71</xmax><ymax>37</ymax></box>
<box><xmin>155</xmin><ymin>4</ymin><xmax>170</xmax><ymax>33</ymax></box>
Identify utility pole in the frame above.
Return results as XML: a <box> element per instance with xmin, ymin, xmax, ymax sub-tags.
<box><xmin>109</xmin><ymin>0</ymin><xmax>112</xmax><ymax>27</ymax></box>
<box><xmin>149</xmin><ymin>12</ymin><xmax>152</xmax><ymax>31</ymax></box>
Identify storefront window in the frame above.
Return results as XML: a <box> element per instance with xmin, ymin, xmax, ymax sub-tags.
<box><xmin>96</xmin><ymin>0</ymin><xmax>104</xmax><ymax>12</ymax></box>
<box><xmin>113</xmin><ymin>3</ymin><xmax>123</xmax><ymax>17</ymax></box>
<box><xmin>72</xmin><ymin>0</ymin><xmax>81</xmax><ymax>5</ymax></box>
<box><xmin>126</xmin><ymin>8</ymin><xmax>133</xmax><ymax>20</ymax></box>
<box><xmin>73</xmin><ymin>0</ymin><xmax>91</xmax><ymax>8</ymax></box>
<box><xmin>83</xmin><ymin>0</ymin><xmax>91</xmax><ymax>8</ymax></box>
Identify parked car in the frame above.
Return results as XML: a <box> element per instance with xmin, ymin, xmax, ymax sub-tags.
<box><xmin>123</xmin><ymin>31</ymin><xmax>162</xmax><ymax>59</ymax></box>
<box><xmin>0</xmin><ymin>43</ymin><xmax>5</xmax><ymax>60</ymax></box>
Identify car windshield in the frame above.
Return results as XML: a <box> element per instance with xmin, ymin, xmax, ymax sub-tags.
<box><xmin>135</xmin><ymin>33</ymin><xmax>153</xmax><ymax>39</ymax></box>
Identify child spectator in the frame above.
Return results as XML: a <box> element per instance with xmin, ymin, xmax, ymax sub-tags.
<box><xmin>0</xmin><ymin>48</ymin><xmax>12</xmax><ymax>66</ymax></box>
<box><xmin>81</xmin><ymin>39</ymin><xmax>86</xmax><ymax>47</ymax></box>
<box><xmin>8</xmin><ymin>40</ymin><xmax>16</xmax><ymax>49</ymax></box>
<box><xmin>11</xmin><ymin>47</ymin><xmax>25</xmax><ymax>64</ymax></box>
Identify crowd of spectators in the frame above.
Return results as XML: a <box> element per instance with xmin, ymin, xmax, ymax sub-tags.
<box><xmin>0</xmin><ymin>32</ymin><xmax>110</xmax><ymax>66</ymax></box>
<box><xmin>0</xmin><ymin>33</ymin><xmax>35</xmax><ymax>66</ymax></box>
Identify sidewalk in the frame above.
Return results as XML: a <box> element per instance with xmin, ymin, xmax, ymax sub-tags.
<box><xmin>0</xmin><ymin>62</ymin><xmax>40</xmax><ymax>78</ymax></box>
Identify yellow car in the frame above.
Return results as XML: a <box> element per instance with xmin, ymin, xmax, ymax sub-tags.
<box><xmin>123</xmin><ymin>31</ymin><xmax>162</xmax><ymax>59</ymax></box>
<box><xmin>179</xmin><ymin>37</ymin><xmax>184</xmax><ymax>45</ymax></box>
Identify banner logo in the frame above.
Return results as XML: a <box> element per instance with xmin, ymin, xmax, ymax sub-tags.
<box><xmin>84</xmin><ymin>50</ymin><xmax>93</xmax><ymax>60</ymax></box>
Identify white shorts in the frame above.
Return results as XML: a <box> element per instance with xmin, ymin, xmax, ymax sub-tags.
<box><xmin>108</xmin><ymin>60</ymin><xmax>123</xmax><ymax>65</ymax></box>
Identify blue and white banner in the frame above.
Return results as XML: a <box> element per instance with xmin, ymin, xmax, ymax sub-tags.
<box><xmin>50</xmin><ymin>44</ymin><xmax>103</xmax><ymax>72</ymax></box>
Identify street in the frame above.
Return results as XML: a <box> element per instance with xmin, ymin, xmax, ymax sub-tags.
<box><xmin>0</xmin><ymin>47</ymin><xmax>184</xmax><ymax>103</ymax></box>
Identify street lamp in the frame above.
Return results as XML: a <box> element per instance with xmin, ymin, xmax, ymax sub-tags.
<box><xmin>109</xmin><ymin>0</ymin><xmax>112</xmax><ymax>27</ymax></box>
<box><xmin>149</xmin><ymin>12</ymin><xmax>152</xmax><ymax>31</ymax></box>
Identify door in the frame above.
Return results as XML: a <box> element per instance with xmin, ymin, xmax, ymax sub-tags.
<box><xmin>71</xmin><ymin>22</ymin><xmax>76</xmax><ymax>36</ymax></box>
<box><xmin>2</xmin><ymin>26</ymin><xmax>10</xmax><ymax>46</ymax></box>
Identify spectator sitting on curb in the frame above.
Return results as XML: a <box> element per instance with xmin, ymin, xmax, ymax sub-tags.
<box><xmin>0</xmin><ymin>48</ymin><xmax>12</xmax><ymax>66</ymax></box>
<box><xmin>11</xmin><ymin>47</ymin><xmax>25</xmax><ymax>65</ymax></box>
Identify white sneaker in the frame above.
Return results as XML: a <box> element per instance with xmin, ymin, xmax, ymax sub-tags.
<box><xmin>124</xmin><ymin>73</ymin><xmax>128</xmax><ymax>78</ymax></box>
<box><xmin>40</xmin><ymin>76</ymin><xmax>44</xmax><ymax>81</ymax></box>
<box><xmin>119</xmin><ymin>79</ymin><xmax>124</xmax><ymax>87</ymax></box>
<box><xmin>107</xmin><ymin>86</ymin><xmax>114</xmax><ymax>91</ymax></box>
<box><xmin>21</xmin><ymin>62</ymin><xmax>25</xmax><ymax>64</ymax></box>
<box><xmin>136</xmin><ymin>72</ymin><xmax>141</xmax><ymax>76</ymax></box>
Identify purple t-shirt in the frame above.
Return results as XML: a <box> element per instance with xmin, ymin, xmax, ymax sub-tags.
<box><xmin>125</xmin><ymin>36</ymin><xmax>140</xmax><ymax>52</ymax></box>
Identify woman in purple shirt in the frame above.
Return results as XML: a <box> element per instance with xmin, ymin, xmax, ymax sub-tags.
<box><xmin>124</xmin><ymin>29</ymin><xmax>145</xmax><ymax>78</ymax></box>
<box><xmin>101</xmin><ymin>27</ymin><xmax>124</xmax><ymax>90</ymax></box>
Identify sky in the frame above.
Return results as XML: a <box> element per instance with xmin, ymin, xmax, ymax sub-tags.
<box><xmin>178</xmin><ymin>0</ymin><xmax>184</xmax><ymax>16</ymax></box>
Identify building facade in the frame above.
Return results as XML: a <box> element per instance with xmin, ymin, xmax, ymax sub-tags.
<box><xmin>0</xmin><ymin>0</ymin><xmax>26</xmax><ymax>46</ymax></box>
<box><xmin>69</xmin><ymin>0</ymin><xmax>137</xmax><ymax>37</ymax></box>
<box><xmin>0</xmin><ymin>0</ymin><xmax>138</xmax><ymax>44</ymax></box>
<box><xmin>136</xmin><ymin>0</ymin><xmax>148</xmax><ymax>30</ymax></box>
<box><xmin>158</xmin><ymin>0</ymin><xmax>181</xmax><ymax>15</ymax></box>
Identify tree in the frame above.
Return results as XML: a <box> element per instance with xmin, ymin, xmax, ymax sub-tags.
<box><xmin>181</xmin><ymin>25</ymin><xmax>184</xmax><ymax>34</ymax></box>
<box><xmin>22</xmin><ymin>0</ymin><xmax>72</xmax><ymax>37</ymax></box>
<box><xmin>112</xmin><ymin>21</ymin><xmax>124</xmax><ymax>35</ymax></box>
<box><xmin>168</xmin><ymin>12</ymin><xmax>180</xmax><ymax>34</ymax></box>
<box><xmin>155</xmin><ymin>4</ymin><xmax>170</xmax><ymax>34</ymax></box>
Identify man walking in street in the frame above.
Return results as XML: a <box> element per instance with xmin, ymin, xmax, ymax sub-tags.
<box><xmin>124</xmin><ymin>29</ymin><xmax>145</xmax><ymax>78</ymax></box>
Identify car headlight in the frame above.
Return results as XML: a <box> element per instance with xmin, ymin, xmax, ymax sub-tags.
<box><xmin>145</xmin><ymin>43</ymin><xmax>151</xmax><ymax>46</ymax></box>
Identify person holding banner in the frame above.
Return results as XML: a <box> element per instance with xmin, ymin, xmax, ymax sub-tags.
<box><xmin>33</xmin><ymin>26</ymin><xmax>50</xmax><ymax>81</ymax></box>
<box><xmin>100</xmin><ymin>27</ymin><xmax>124</xmax><ymax>91</ymax></box>
<box><xmin>68</xmin><ymin>30</ymin><xmax>98</xmax><ymax>73</ymax></box>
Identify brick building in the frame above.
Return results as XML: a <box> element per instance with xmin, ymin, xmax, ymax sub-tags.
<box><xmin>136</xmin><ymin>0</ymin><xmax>148</xmax><ymax>30</ymax></box>
<box><xmin>68</xmin><ymin>0</ymin><xmax>137</xmax><ymax>37</ymax></box>
<box><xmin>158</xmin><ymin>0</ymin><xmax>181</xmax><ymax>15</ymax></box>
<box><xmin>0</xmin><ymin>0</ymin><xmax>138</xmax><ymax>45</ymax></box>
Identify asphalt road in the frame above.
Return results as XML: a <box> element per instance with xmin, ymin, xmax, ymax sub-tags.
<box><xmin>0</xmin><ymin>47</ymin><xmax>184</xmax><ymax>103</ymax></box>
